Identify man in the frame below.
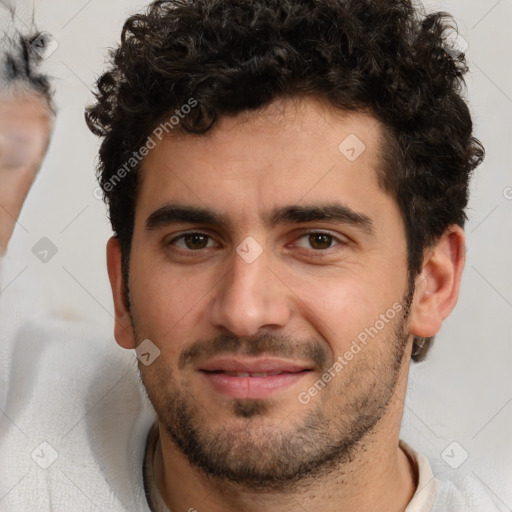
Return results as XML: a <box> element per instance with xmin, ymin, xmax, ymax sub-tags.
<box><xmin>0</xmin><ymin>0</ymin><xmax>506</xmax><ymax>510</ymax></box>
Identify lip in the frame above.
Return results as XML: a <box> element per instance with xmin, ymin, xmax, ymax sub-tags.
<box><xmin>199</xmin><ymin>357</ymin><xmax>311</xmax><ymax>374</ymax></box>
<box><xmin>198</xmin><ymin>357</ymin><xmax>312</xmax><ymax>399</ymax></box>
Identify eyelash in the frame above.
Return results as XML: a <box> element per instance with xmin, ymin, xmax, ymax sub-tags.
<box><xmin>167</xmin><ymin>230</ymin><xmax>347</xmax><ymax>253</ymax></box>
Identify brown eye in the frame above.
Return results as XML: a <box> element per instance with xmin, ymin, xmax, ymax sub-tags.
<box><xmin>293</xmin><ymin>232</ymin><xmax>343</xmax><ymax>252</ymax></box>
<box><xmin>308</xmin><ymin>233</ymin><xmax>334</xmax><ymax>250</ymax></box>
<box><xmin>183</xmin><ymin>233</ymin><xmax>209</xmax><ymax>249</ymax></box>
<box><xmin>169</xmin><ymin>232</ymin><xmax>216</xmax><ymax>250</ymax></box>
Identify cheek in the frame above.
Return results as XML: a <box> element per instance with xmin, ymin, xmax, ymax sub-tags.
<box><xmin>129</xmin><ymin>255</ymin><xmax>211</xmax><ymax>340</ymax></box>
<box><xmin>308</xmin><ymin>283</ymin><xmax>372</xmax><ymax>334</ymax></box>
<box><xmin>292</xmin><ymin>271</ymin><xmax>400</xmax><ymax>351</ymax></box>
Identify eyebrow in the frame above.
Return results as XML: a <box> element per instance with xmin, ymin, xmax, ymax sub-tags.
<box><xmin>265</xmin><ymin>205</ymin><xmax>374</xmax><ymax>235</ymax></box>
<box><xmin>145</xmin><ymin>203</ymin><xmax>374</xmax><ymax>235</ymax></box>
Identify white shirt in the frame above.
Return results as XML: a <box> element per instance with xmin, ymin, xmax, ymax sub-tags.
<box><xmin>0</xmin><ymin>255</ymin><xmax>507</xmax><ymax>511</ymax></box>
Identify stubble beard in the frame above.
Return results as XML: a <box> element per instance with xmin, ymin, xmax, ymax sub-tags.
<box><xmin>134</xmin><ymin>292</ymin><xmax>413</xmax><ymax>491</ymax></box>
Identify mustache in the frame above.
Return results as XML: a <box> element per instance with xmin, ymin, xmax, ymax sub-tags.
<box><xmin>178</xmin><ymin>334</ymin><xmax>328</xmax><ymax>370</ymax></box>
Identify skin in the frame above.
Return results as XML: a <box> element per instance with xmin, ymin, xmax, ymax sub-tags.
<box><xmin>0</xmin><ymin>86</ymin><xmax>54</xmax><ymax>255</ymax></box>
<box><xmin>107</xmin><ymin>96</ymin><xmax>466</xmax><ymax>511</ymax></box>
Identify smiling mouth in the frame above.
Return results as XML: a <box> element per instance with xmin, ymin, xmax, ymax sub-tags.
<box><xmin>202</xmin><ymin>370</ymin><xmax>311</xmax><ymax>378</ymax></box>
<box><xmin>199</xmin><ymin>364</ymin><xmax>312</xmax><ymax>400</ymax></box>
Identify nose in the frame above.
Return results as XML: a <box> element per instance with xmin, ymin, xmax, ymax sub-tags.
<box><xmin>208</xmin><ymin>243</ymin><xmax>291</xmax><ymax>337</ymax></box>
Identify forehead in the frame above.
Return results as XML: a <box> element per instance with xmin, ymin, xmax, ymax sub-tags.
<box><xmin>135</xmin><ymin>97</ymin><xmax>392</xmax><ymax>227</ymax></box>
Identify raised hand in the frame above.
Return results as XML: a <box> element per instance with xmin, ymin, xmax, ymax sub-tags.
<box><xmin>0</xmin><ymin>1</ymin><xmax>55</xmax><ymax>255</ymax></box>
<box><xmin>0</xmin><ymin>88</ymin><xmax>54</xmax><ymax>254</ymax></box>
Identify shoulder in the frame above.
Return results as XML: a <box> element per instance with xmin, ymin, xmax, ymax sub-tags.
<box><xmin>431</xmin><ymin>475</ymin><xmax>508</xmax><ymax>512</ymax></box>
<box><xmin>0</xmin><ymin>307</ymin><xmax>156</xmax><ymax>511</ymax></box>
<box><xmin>400</xmin><ymin>440</ymin><xmax>508</xmax><ymax>512</ymax></box>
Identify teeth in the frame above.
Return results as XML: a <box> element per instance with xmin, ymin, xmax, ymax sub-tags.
<box><xmin>224</xmin><ymin>371</ymin><xmax>282</xmax><ymax>377</ymax></box>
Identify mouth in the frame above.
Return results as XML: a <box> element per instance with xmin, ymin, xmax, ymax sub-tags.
<box><xmin>198</xmin><ymin>357</ymin><xmax>312</xmax><ymax>399</ymax></box>
<box><xmin>205</xmin><ymin>370</ymin><xmax>303</xmax><ymax>377</ymax></box>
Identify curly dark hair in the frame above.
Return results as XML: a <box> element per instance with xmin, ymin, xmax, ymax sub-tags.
<box><xmin>85</xmin><ymin>0</ymin><xmax>484</xmax><ymax>362</ymax></box>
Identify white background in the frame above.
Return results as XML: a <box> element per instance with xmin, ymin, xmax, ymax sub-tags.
<box><xmin>4</xmin><ymin>0</ymin><xmax>512</xmax><ymax>506</ymax></box>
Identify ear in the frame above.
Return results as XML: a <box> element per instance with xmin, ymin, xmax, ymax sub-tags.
<box><xmin>106</xmin><ymin>236</ymin><xmax>136</xmax><ymax>349</ymax></box>
<box><xmin>409</xmin><ymin>225</ymin><xmax>466</xmax><ymax>338</ymax></box>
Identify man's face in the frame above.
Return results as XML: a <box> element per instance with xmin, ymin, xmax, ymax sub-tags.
<box><xmin>126</xmin><ymin>98</ymin><xmax>413</xmax><ymax>487</ymax></box>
